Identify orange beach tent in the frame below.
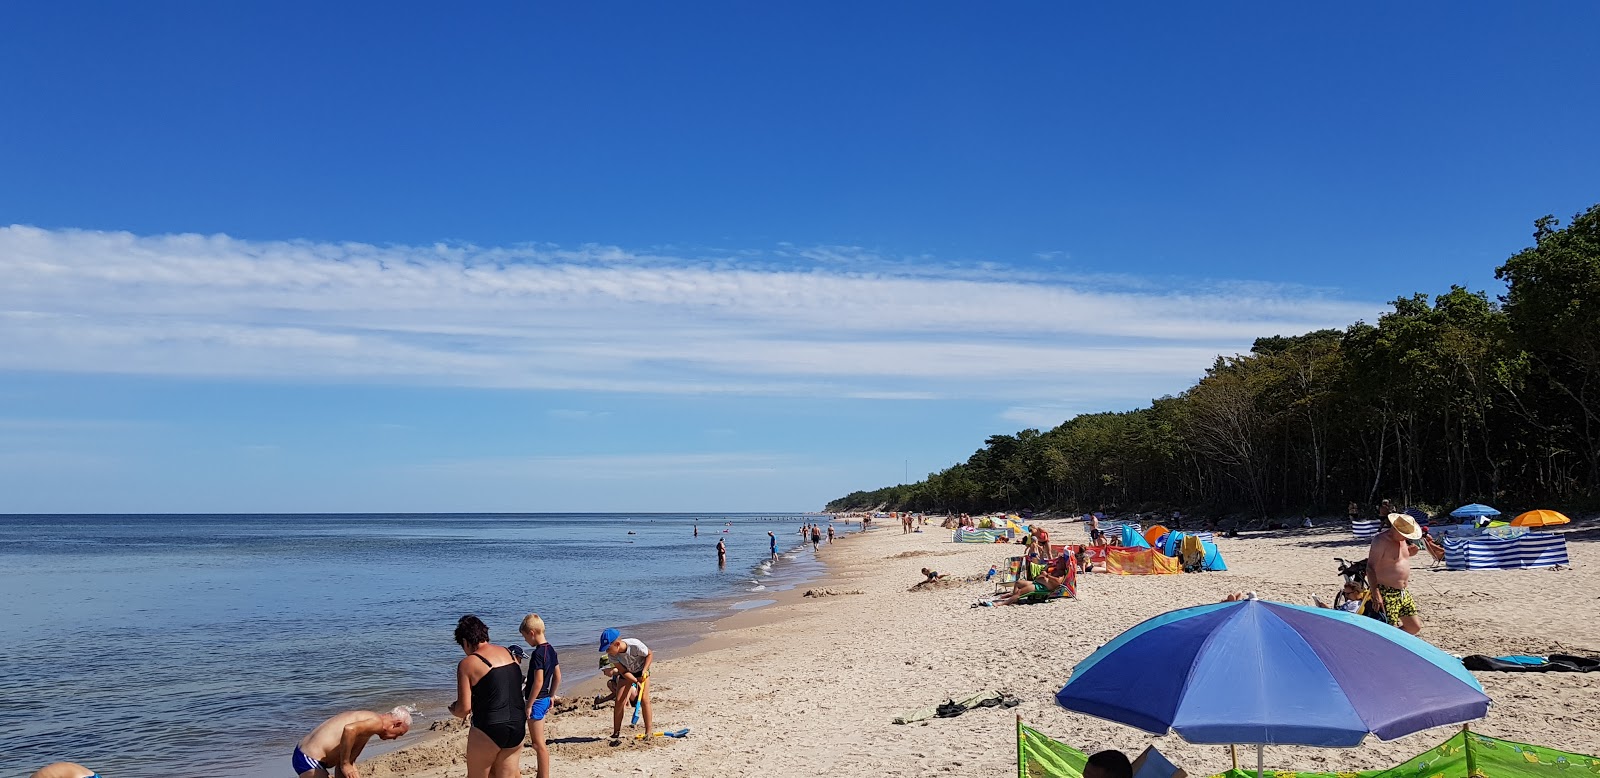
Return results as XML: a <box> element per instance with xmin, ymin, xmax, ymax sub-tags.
<box><xmin>1143</xmin><ymin>525</ymin><xmax>1169</xmax><ymax>547</ymax></box>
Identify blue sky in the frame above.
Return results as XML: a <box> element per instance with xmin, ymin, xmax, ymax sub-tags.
<box><xmin>2</xmin><ymin>3</ymin><xmax>1596</xmax><ymax>512</ymax></box>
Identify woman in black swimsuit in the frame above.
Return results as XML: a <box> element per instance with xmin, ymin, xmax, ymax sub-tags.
<box><xmin>448</xmin><ymin>614</ymin><xmax>525</xmax><ymax>778</ymax></box>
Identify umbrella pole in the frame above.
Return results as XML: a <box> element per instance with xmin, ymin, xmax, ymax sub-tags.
<box><xmin>1230</xmin><ymin>745</ymin><xmax>1238</xmax><ymax>772</ymax></box>
<box><xmin>1463</xmin><ymin>724</ymin><xmax>1477</xmax><ymax>778</ymax></box>
<box><xmin>1256</xmin><ymin>744</ymin><xmax>1264</xmax><ymax>778</ymax></box>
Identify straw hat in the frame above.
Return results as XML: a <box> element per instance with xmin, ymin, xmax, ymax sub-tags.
<box><xmin>1387</xmin><ymin>512</ymin><xmax>1423</xmax><ymax>540</ymax></box>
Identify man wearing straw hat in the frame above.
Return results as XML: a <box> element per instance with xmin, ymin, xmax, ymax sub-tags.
<box><xmin>1367</xmin><ymin>512</ymin><xmax>1424</xmax><ymax>636</ymax></box>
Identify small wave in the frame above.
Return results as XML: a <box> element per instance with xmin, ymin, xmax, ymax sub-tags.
<box><xmin>747</xmin><ymin>584</ymin><xmax>767</xmax><ymax>591</ymax></box>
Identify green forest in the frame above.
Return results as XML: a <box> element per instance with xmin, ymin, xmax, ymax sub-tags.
<box><xmin>826</xmin><ymin>204</ymin><xmax>1600</xmax><ymax>518</ymax></box>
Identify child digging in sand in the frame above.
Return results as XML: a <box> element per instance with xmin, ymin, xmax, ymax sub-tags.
<box><xmin>600</xmin><ymin>628</ymin><xmax>653</xmax><ymax>741</ymax></box>
<box><xmin>520</xmin><ymin>614</ymin><xmax>560</xmax><ymax>778</ymax></box>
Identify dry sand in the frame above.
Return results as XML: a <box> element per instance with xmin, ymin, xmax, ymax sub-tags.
<box><xmin>365</xmin><ymin>519</ymin><xmax>1600</xmax><ymax>777</ymax></box>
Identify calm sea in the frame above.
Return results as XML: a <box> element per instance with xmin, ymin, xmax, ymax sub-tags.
<box><xmin>0</xmin><ymin>513</ymin><xmax>835</xmax><ymax>777</ymax></box>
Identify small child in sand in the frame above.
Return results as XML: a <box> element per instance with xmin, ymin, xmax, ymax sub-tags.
<box><xmin>911</xmin><ymin>567</ymin><xmax>944</xmax><ymax>589</ymax></box>
<box><xmin>520</xmin><ymin>614</ymin><xmax>560</xmax><ymax>778</ymax></box>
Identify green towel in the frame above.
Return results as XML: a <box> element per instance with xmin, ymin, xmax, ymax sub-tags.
<box><xmin>893</xmin><ymin>689</ymin><xmax>1001</xmax><ymax>724</ymax></box>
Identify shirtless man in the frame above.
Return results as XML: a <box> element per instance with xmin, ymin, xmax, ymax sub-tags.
<box><xmin>29</xmin><ymin>764</ymin><xmax>97</xmax><ymax>778</ymax></box>
<box><xmin>1367</xmin><ymin>512</ymin><xmax>1424</xmax><ymax>635</ymax></box>
<box><xmin>294</xmin><ymin>708</ymin><xmax>412</xmax><ymax>778</ymax></box>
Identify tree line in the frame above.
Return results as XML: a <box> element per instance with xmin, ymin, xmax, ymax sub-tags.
<box><xmin>826</xmin><ymin>205</ymin><xmax>1600</xmax><ymax>518</ymax></box>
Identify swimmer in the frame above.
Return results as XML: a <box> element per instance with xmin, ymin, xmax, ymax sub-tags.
<box><xmin>293</xmin><ymin>708</ymin><xmax>411</xmax><ymax>778</ymax></box>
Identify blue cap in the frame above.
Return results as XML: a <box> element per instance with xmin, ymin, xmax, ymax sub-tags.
<box><xmin>599</xmin><ymin>627</ymin><xmax>620</xmax><ymax>652</ymax></box>
<box><xmin>506</xmin><ymin>644</ymin><xmax>526</xmax><ymax>663</ymax></box>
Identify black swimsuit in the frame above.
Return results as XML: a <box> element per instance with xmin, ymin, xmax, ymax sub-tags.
<box><xmin>470</xmin><ymin>652</ymin><xmax>526</xmax><ymax>748</ymax></box>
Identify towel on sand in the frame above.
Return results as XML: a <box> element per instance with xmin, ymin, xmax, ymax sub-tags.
<box><xmin>892</xmin><ymin>689</ymin><xmax>1019</xmax><ymax>723</ymax></box>
<box><xmin>1462</xmin><ymin>654</ymin><xmax>1600</xmax><ymax>672</ymax></box>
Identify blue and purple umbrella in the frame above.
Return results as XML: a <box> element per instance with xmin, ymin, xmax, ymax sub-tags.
<box><xmin>1056</xmin><ymin>599</ymin><xmax>1489</xmax><ymax>749</ymax></box>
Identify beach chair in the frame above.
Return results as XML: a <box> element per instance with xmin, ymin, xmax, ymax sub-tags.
<box><xmin>1017</xmin><ymin>561</ymin><xmax>1077</xmax><ymax>604</ymax></box>
<box><xmin>993</xmin><ymin>556</ymin><xmax>1024</xmax><ymax>594</ymax></box>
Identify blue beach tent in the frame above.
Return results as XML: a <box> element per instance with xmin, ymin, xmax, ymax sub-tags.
<box><xmin>1201</xmin><ymin>541</ymin><xmax>1228</xmax><ymax>571</ymax></box>
<box><xmin>1120</xmin><ymin>524</ymin><xmax>1151</xmax><ymax>548</ymax></box>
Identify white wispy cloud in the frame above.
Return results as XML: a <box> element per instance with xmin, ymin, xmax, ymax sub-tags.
<box><xmin>547</xmin><ymin>409</ymin><xmax>613</xmax><ymax>421</ymax></box>
<box><xmin>0</xmin><ymin>225</ymin><xmax>1383</xmax><ymax>403</ymax></box>
<box><xmin>413</xmin><ymin>452</ymin><xmax>794</xmax><ymax>479</ymax></box>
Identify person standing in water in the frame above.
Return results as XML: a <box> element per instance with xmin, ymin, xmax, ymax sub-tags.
<box><xmin>716</xmin><ymin>537</ymin><xmax>727</xmax><ymax>567</ymax></box>
<box><xmin>768</xmin><ymin>531</ymin><xmax>778</xmax><ymax>561</ymax></box>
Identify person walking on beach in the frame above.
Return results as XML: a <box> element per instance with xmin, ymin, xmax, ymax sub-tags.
<box><xmin>716</xmin><ymin>537</ymin><xmax>727</xmax><ymax>567</ymax></box>
<box><xmin>599</xmin><ymin>628</ymin><xmax>654</xmax><ymax>741</ymax></box>
<box><xmin>826</xmin><ymin>524</ymin><xmax>835</xmax><ymax>544</ymax></box>
<box><xmin>810</xmin><ymin>524</ymin><xmax>822</xmax><ymax>550</ymax></box>
<box><xmin>448</xmin><ymin>614</ymin><xmax>524</xmax><ymax>778</ymax></box>
<box><xmin>1367</xmin><ymin>513</ymin><xmax>1424</xmax><ymax>635</ymax></box>
<box><xmin>519</xmin><ymin>614</ymin><xmax>560</xmax><ymax>778</ymax></box>
<box><xmin>293</xmin><ymin>708</ymin><xmax>412</xmax><ymax>778</ymax></box>
<box><xmin>768</xmin><ymin>531</ymin><xmax>778</xmax><ymax>561</ymax></box>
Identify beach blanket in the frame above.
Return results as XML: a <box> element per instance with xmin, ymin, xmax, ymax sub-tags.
<box><xmin>1443</xmin><ymin>531</ymin><xmax>1569</xmax><ymax>570</ymax></box>
<box><xmin>1462</xmin><ymin>654</ymin><xmax>1600</xmax><ymax>672</ymax></box>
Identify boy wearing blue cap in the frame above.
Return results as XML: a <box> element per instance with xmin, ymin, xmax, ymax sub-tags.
<box><xmin>598</xmin><ymin>628</ymin><xmax>653</xmax><ymax>741</ymax></box>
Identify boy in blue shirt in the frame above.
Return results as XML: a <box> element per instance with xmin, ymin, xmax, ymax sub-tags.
<box><xmin>519</xmin><ymin>614</ymin><xmax>560</xmax><ymax>778</ymax></box>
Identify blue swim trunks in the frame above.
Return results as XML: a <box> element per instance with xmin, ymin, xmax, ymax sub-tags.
<box><xmin>292</xmin><ymin>745</ymin><xmax>328</xmax><ymax>776</ymax></box>
<box><xmin>529</xmin><ymin>695</ymin><xmax>553</xmax><ymax>721</ymax></box>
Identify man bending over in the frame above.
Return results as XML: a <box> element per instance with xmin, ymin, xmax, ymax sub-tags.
<box><xmin>294</xmin><ymin>707</ymin><xmax>411</xmax><ymax>778</ymax></box>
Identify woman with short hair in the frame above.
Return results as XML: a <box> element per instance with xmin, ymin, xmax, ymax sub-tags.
<box><xmin>448</xmin><ymin>614</ymin><xmax>525</xmax><ymax>778</ymax></box>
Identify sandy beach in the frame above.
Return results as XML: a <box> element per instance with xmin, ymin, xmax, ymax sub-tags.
<box><xmin>365</xmin><ymin>518</ymin><xmax>1600</xmax><ymax>778</ymax></box>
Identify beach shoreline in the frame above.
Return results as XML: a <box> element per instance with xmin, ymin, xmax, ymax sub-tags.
<box><xmin>365</xmin><ymin>515</ymin><xmax>1600</xmax><ymax>778</ymax></box>
<box><xmin>358</xmin><ymin>518</ymin><xmax>866</xmax><ymax>773</ymax></box>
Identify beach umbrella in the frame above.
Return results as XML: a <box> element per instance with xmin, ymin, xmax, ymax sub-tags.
<box><xmin>1056</xmin><ymin>598</ymin><xmax>1489</xmax><ymax>776</ymax></box>
<box><xmin>1449</xmin><ymin>504</ymin><xmax>1501</xmax><ymax>518</ymax></box>
<box><xmin>1511</xmin><ymin>509</ymin><xmax>1570</xmax><ymax>528</ymax></box>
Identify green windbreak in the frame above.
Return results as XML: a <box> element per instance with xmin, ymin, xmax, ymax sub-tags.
<box><xmin>1019</xmin><ymin>720</ymin><xmax>1088</xmax><ymax>778</ymax></box>
<box><xmin>1018</xmin><ymin>724</ymin><xmax>1600</xmax><ymax>778</ymax></box>
<box><xmin>1365</xmin><ymin>731</ymin><xmax>1600</xmax><ymax>778</ymax></box>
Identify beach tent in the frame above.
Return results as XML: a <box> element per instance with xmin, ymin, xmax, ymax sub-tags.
<box><xmin>1119</xmin><ymin>524</ymin><xmax>1151</xmax><ymax>548</ymax></box>
<box><xmin>1143</xmin><ymin>524</ymin><xmax>1170</xmax><ymax>547</ymax></box>
<box><xmin>1201</xmin><ymin>540</ymin><xmax>1228</xmax><ymax>571</ymax></box>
